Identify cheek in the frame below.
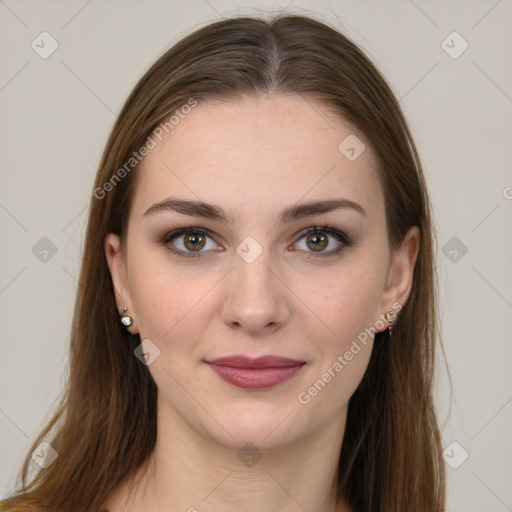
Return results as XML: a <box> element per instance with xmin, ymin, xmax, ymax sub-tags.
<box><xmin>293</xmin><ymin>266</ymin><xmax>381</xmax><ymax>412</ymax></box>
<box><xmin>293</xmin><ymin>260</ymin><xmax>385</xmax><ymax>345</ymax></box>
<box><xmin>126</xmin><ymin>246</ymin><xmax>217</xmax><ymax>343</ymax></box>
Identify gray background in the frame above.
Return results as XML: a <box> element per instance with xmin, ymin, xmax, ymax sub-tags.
<box><xmin>1</xmin><ymin>1</ymin><xmax>511</xmax><ymax>510</ymax></box>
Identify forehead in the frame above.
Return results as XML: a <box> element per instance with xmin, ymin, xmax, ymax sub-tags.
<box><xmin>132</xmin><ymin>94</ymin><xmax>384</xmax><ymax>225</ymax></box>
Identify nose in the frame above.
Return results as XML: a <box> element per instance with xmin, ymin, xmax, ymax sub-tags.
<box><xmin>221</xmin><ymin>248</ymin><xmax>291</xmax><ymax>336</ymax></box>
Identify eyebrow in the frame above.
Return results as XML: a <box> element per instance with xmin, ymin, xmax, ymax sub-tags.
<box><xmin>143</xmin><ymin>197</ymin><xmax>367</xmax><ymax>223</ymax></box>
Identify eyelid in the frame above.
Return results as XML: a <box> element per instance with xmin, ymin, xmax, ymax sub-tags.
<box><xmin>294</xmin><ymin>224</ymin><xmax>350</xmax><ymax>245</ymax></box>
<box><xmin>159</xmin><ymin>227</ymin><xmax>222</xmax><ymax>258</ymax></box>
<box><xmin>291</xmin><ymin>225</ymin><xmax>350</xmax><ymax>258</ymax></box>
<box><xmin>159</xmin><ymin>226</ymin><xmax>218</xmax><ymax>245</ymax></box>
<box><xmin>159</xmin><ymin>224</ymin><xmax>350</xmax><ymax>259</ymax></box>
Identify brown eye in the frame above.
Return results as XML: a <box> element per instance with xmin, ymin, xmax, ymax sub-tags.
<box><xmin>183</xmin><ymin>231</ymin><xmax>206</xmax><ymax>251</ymax></box>
<box><xmin>293</xmin><ymin>226</ymin><xmax>350</xmax><ymax>259</ymax></box>
<box><xmin>306</xmin><ymin>231</ymin><xmax>328</xmax><ymax>251</ymax></box>
<box><xmin>160</xmin><ymin>227</ymin><xmax>219</xmax><ymax>258</ymax></box>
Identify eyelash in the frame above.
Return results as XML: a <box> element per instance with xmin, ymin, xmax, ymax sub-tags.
<box><xmin>158</xmin><ymin>224</ymin><xmax>351</xmax><ymax>260</ymax></box>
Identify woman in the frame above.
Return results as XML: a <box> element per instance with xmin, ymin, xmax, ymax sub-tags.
<box><xmin>1</xmin><ymin>13</ymin><xmax>446</xmax><ymax>512</ymax></box>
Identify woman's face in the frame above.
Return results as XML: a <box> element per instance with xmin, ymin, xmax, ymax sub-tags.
<box><xmin>106</xmin><ymin>94</ymin><xmax>418</xmax><ymax>450</ymax></box>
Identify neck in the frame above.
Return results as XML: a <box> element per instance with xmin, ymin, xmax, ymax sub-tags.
<box><xmin>105</xmin><ymin>393</ymin><xmax>352</xmax><ymax>512</ymax></box>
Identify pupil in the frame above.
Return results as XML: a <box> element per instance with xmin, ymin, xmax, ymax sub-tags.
<box><xmin>309</xmin><ymin>232</ymin><xmax>327</xmax><ymax>251</ymax></box>
<box><xmin>186</xmin><ymin>233</ymin><xmax>204</xmax><ymax>250</ymax></box>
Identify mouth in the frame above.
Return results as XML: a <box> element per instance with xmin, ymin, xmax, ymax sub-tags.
<box><xmin>205</xmin><ymin>355</ymin><xmax>307</xmax><ymax>390</ymax></box>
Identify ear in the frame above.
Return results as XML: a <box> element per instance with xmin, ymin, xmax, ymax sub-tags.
<box><xmin>105</xmin><ymin>233</ymin><xmax>138</xmax><ymax>334</ymax></box>
<box><xmin>377</xmin><ymin>225</ymin><xmax>420</xmax><ymax>331</ymax></box>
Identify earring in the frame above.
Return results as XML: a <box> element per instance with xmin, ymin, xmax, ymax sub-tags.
<box><xmin>120</xmin><ymin>307</ymin><xmax>133</xmax><ymax>329</ymax></box>
<box><xmin>385</xmin><ymin>310</ymin><xmax>395</xmax><ymax>336</ymax></box>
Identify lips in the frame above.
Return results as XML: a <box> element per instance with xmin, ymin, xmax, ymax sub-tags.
<box><xmin>207</xmin><ymin>355</ymin><xmax>305</xmax><ymax>368</ymax></box>
<box><xmin>205</xmin><ymin>355</ymin><xmax>306</xmax><ymax>390</ymax></box>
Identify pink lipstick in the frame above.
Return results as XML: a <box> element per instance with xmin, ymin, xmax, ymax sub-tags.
<box><xmin>206</xmin><ymin>355</ymin><xmax>306</xmax><ymax>390</ymax></box>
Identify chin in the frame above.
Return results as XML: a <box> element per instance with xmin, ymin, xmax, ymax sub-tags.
<box><xmin>201</xmin><ymin>405</ymin><xmax>305</xmax><ymax>452</ymax></box>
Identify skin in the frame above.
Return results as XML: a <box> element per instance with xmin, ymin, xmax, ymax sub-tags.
<box><xmin>103</xmin><ymin>93</ymin><xmax>419</xmax><ymax>512</ymax></box>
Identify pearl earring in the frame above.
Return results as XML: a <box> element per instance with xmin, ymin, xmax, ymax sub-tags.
<box><xmin>385</xmin><ymin>310</ymin><xmax>395</xmax><ymax>336</ymax></box>
<box><xmin>120</xmin><ymin>307</ymin><xmax>133</xmax><ymax>329</ymax></box>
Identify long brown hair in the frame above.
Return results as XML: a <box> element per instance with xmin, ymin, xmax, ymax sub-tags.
<box><xmin>1</xmin><ymin>13</ymin><xmax>445</xmax><ymax>512</ymax></box>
